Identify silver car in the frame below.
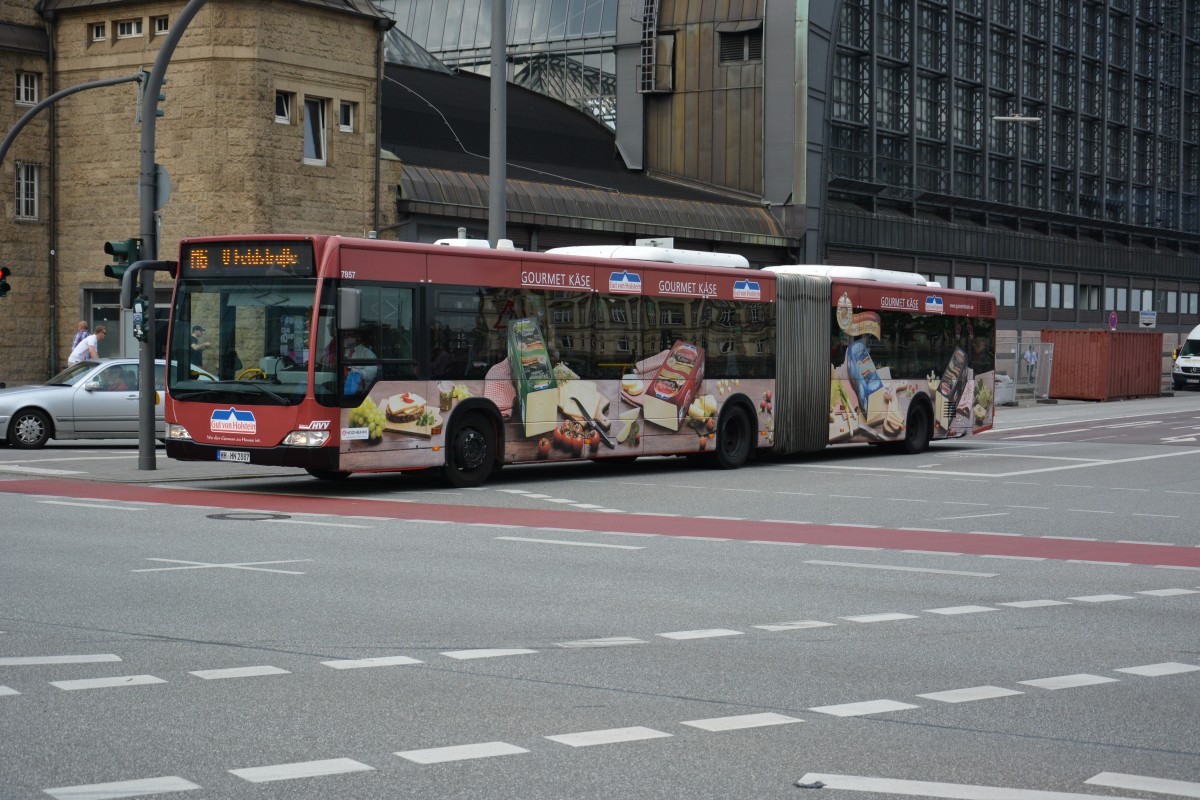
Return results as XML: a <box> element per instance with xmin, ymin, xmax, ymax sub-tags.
<box><xmin>0</xmin><ymin>359</ymin><xmax>216</xmax><ymax>448</ymax></box>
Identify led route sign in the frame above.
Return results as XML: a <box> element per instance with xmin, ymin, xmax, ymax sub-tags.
<box><xmin>180</xmin><ymin>241</ymin><xmax>315</xmax><ymax>277</ymax></box>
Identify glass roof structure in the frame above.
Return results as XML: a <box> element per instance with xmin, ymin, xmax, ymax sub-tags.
<box><xmin>375</xmin><ymin>0</ymin><xmax>618</xmax><ymax>128</ymax></box>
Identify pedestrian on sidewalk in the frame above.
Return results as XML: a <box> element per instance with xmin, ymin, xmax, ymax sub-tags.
<box><xmin>1023</xmin><ymin>345</ymin><xmax>1038</xmax><ymax>382</ymax></box>
<box><xmin>70</xmin><ymin>320</ymin><xmax>89</xmax><ymax>350</ymax></box>
<box><xmin>68</xmin><ymin>325</ymin><xmax>106</xmax><ymax>365</ymax></box>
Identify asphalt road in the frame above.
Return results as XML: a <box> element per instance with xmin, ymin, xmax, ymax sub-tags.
<box><xmin>1</xmin><ymin>395</ymin><xmax>1198</xmax><ymax>799</ymax></box>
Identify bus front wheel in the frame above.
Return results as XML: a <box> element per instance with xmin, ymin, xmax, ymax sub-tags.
<box><xmin>444</xmin><ymin>412</ymin><xmax>495</xmax><ymax>488</ymax></box>
<box><xmin>306</xmin><ymin>468</ymin><xmax>351</xmax><ymax>481</ymax></box>
<box><xmin>713</xmin><ymin>407</ymin><xmax>753</xmax><ymax>470</ymax></box>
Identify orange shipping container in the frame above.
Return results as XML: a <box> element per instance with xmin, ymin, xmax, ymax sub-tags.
<box><xmin>1041</xmin><ymin>329</ymin><xmax>1163</xmax><ymax>401</ymax></box>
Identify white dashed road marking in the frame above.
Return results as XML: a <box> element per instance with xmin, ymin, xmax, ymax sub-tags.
<box><xmin>679</xmin><ymin>712</ymin><xmax>802</xmax><ymax>732</ymax></box>
<box><xmin>841</xmin><ymin>613</ymin><xmax>919</xmax><ymax>624</ymax></box>
<box><xmin>396</xmin><ymin>741</ymin><xmax>530</xmax><ymax>764</ymax></box>
<box><xmin>50</xmin><ymin>675</ymin><xmax>166</xmax><ymax>691</ymax></box>
<box><xmin>1018</xmin><ymin>673</ymin><xmax>1120</xmax><ymax>690</ymax></box>
<box><xmin>806</xmin><ymin>560</ymin><xmax>997</xmax><ymax>577</ymax></box>
<box><xmin>1114</xmin><ymin>662</ymin><xmax>1200</xmax><ymax>677</ymax></box>
<box><xmin>320</xmin><ymin>656</ymin><xmax>423</xmax><ymax>669</ymax></box>
<box><xmin>753</xmin><ymin>620</ymin><xmax>836</xmax><ymax>632</ymax></box>
<box><xmin>230</xmin><ymin>758</ymin><xmax>374</xmax><ymax>783</ymax></box>
<box><xmin>44</xmin><ymin>776</ymin><xmax>201</xmax><ymax>799</ymax></box>
<box><xmin>0</xmin><ymin>654</ymin><xmax>121</xmax><ymax>666</ymax></box>
<box><xmin>545</xmin><ymin>726</ymin><xmax>673</xmax><ymax>747</ymax></box>
<box><xmin>656</xmin><ymin>629</ymin><xmax>744</xmax><ymax>640</ymax></box>
<box><xmin>808</xmin><ymin>699</ymin><xmax>920</xmax><ymax>717</ymax></box>
<box><xmin>998</xmin><ymin>599</ymin><xmax>1071</xmax><ymax>608</ymax></box>
<box><xmin>924</xmin><ymin>605</ymin><xmax>998</xmax><ymax>615</ymax></box>
<box><xmin>557</xmin><ymin>637</ymin><xmax>647</xmax><ymax>648</ymax></box>
<box><xmin>917</xmin><ymin>686</ymin><xmax>1024</xmax><ymax>703</ymax></box>
<box><xmin>494</xmin><ymin>536</ymin><xmax>643</xmax><ymax>550</ymax></box>
<box><xmin>440</xmin><ymin>649</ymin><xmax>538</xmax><ymax>660</ymax></box>
<box><xmin>189</xmin><ymin>666</ymin><xmax>290</xmax><ymax>680</ymax></box>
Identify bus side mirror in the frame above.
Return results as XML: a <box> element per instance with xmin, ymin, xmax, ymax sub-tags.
<box><xmin>338</xmin><ymin>287</ymin><xmax>361</xmax><ymax>331</ymax></box>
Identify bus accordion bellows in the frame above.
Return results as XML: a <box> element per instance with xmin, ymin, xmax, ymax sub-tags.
<box><xmin>162</xmin><ymin>235</ymin><xmax>996</xmax><ymax>486</ymax></box>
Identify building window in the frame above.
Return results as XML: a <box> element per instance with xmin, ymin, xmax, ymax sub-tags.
<box><xmin>303</xmin><ymin>97</ymin><xmax>327</xmax><ymax>165</ymax></box>
<box><xmin>718</xmin><ymin>28</ymin><xmax>762</xmax><ymax>64</ymax></box>
<box><xmin>275</xmin><ymin>91</ymin><xmax>293</xmax><ymax>124</ymax></box>
<box><xmin>339</xmin><ymin>101</ymin><xmax>356</xmax><ymax>132</ymax></box>
<box><xmin>988</xmin><ymin>278</ymin><xmax>1017</xmax><ymax>306</ymax></box>
<box><xmin>15</xmin><ymin>163</ymin><xmax>39</xmax><ymax>220</ymax></box>
<box><xmin>16</xmin><ymin>72</ymin><xmax>39</xmax><ymax>105</ymax></box>
<box><xmin>1051</xmin><ymin>283</ymin><xmax>1075</xmax><ymax>309</ymax></box>
<box><xmin>153</xmin><ymin>16</ymin><xmax>169</xmax><ymax>35</ymax></box>
<box><xmin>1022</xmin><ymin>280</ymin><xmax>1047</xmax><ymax>308</ymax></box>
<box><xmin>116</xmin><ymin>19</ymin><xmax>143</xmax><ymax>39</ymax></box>
<box><xmin>92</xmin><ymin>22</ymin><xmax>106</xmax><ymax>42</ymax></box>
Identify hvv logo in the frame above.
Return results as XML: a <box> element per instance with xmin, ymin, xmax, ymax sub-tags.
<box><xmin>211</xmin><ymin>407</ymin><xmax>257</xmax><ymax>433</ymax></box>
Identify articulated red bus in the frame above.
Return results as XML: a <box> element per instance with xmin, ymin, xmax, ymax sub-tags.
<box><xmin>162</xmin><ymin>235</ymin><xmax>996</xmax><ymax>486</ymax></box>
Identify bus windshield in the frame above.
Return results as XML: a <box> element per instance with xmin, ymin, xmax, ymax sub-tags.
<box><xmin>166</xmin><ymin>277</ymin><xmax>321</xmax><ymax>405</ymax></box>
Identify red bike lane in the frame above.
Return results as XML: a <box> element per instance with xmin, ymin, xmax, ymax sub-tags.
<box><xmin>2</xmin><ymin>478</ymin><xmax>1198</xmax><ymax>568</ymax></box>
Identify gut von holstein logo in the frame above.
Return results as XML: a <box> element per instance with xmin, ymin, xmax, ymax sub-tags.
<box><xmin>608</xmin><ymin>270</ymin><xmax>642</xmax><ymax>294</ymax></box>
<box><xmin>211</xmin><ymin>407</ymin><xmax>257</xmax><ymax>433</ymax></box>
<box><xmin>733</xmin><ymin>279</ymin><xmax>761</xmax><ymax>300</ymax></box>
<box><xmin>925</xmin><ymin>295</ymin><xmax>945</xmax><ymax>314</ymax></box>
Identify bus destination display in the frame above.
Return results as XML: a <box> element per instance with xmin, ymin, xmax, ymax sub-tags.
<box><xmin>181</xmin><ymin>241</ymin><xmax>315</xmax><ymax>277</ymax></box>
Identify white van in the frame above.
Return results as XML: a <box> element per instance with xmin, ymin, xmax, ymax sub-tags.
<box><xmin>1172</xmin><ymin>323</ymin><xmax>1200</xmax><ymax>391</ymax></box>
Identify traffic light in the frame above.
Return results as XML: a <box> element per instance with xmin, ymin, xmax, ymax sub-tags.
<box><xmin>103</xmin><ymin>237</ymin><xmax>142</xmax><ymax>281</ymax></box>
<box><xmin>0</xmin><ymin>266</ymin><xmax>10</xmax><ymax>298</ymax></box>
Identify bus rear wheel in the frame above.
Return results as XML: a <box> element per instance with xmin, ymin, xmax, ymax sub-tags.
<box><xmin>444</xmin><ymin>412</ymin><xmax>495</xmax><ymax>488</ymax></box>
<box><xmin>894</xmin><ymin>403</ymin><xmax>932</xmax><ymax>455</ymax></box>
<box><xmin>713</xmin><ymin>407</ymin><xmax>752</xmax><ymax>470</ymax></box>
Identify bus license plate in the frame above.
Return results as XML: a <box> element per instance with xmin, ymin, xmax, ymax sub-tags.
<box><xmin>217</xmin><ymin>450</ymin><xmax>250</xmax><ymax>463</ymax></box>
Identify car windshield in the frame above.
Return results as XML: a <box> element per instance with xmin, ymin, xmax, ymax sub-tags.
<box><xmin>46</xmin><ymin>361</ymin><xmax>100</xmax><ymax>386</ymax></box>
<box><xmin>166</xmin><ymin>277</ymin><xmax>319</xmax><ymax>405</ymax></box>
<box><xmin>1180</xmin><ymin>339</ymin><xmax>1200</xmax><ymax>358</ymax></box>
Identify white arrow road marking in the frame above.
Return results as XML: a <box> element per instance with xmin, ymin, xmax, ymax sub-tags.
<box><xmin>1086</xmin><ymin>772</ymin><xmax>1200</xmax><ymax>798</ymax></box>
<box><xmin>795</xmin><ymin>772</ymin><xmax>1147</xmax><ymax>799</ymax></box>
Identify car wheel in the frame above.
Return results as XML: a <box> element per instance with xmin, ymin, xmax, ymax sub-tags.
<box><xmin>10</xmin><ymin>408</ymin><xmax>52</xmax><ymax>449</ymax></box>
<box><xmin>443</xmin><ymin>412</ymin><xmax>495</xmax><ymax>488</ymax></box>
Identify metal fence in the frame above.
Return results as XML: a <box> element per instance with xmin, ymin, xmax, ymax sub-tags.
<box><xmin>995</xmin><ymin>337</ymin><xmax>1054</xmax><ymax>400</ymax></box>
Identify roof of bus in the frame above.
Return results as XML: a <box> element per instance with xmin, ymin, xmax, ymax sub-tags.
<box><xmin>177</xmin><ymin>234</ymin><xmax>1000</xmax><ymax>300</ymax></box>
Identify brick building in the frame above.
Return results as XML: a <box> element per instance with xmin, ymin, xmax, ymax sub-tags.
<box><xmin>1</xmin><ymin>0</ymin><xmax>395</xmax><ymax>382</ymax></box>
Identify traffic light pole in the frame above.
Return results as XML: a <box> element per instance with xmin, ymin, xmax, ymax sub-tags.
<box><xmin>0</xmin><ymin>74</ymin><xmax>143</xmax><ymax>169</ymax></box>
<box><xmin>135</xmin><ymin>0</ymin><xmax>208</xmax><ymax>470</ymax></box>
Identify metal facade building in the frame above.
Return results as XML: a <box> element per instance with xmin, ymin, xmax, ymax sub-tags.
<box><xmin>384</xmin><ymin>0</ymin><xmax>1200</xmax><ymax>336</ymax></box>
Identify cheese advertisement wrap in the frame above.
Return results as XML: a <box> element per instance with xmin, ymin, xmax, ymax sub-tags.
<box><xmin>507</xmin><ymin>317</ymin><xmax>558</xmax><ymax>437</ymax></box>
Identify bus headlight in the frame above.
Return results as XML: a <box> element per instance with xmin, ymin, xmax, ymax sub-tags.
<box><xmin>283</xmin><ymin>430</ymin><xmax>330</xmax><ymax>447</ymax></box>
<box><xmin>167</xmin><ymin>424</ymin><xmax>192</xmax><ymax>441</ymax></box>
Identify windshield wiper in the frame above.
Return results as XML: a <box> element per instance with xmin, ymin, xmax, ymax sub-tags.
<box><xmin>174</xmin><ymin>381</ymin><xmax>292</xmax><ymax>405</ymax></box>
